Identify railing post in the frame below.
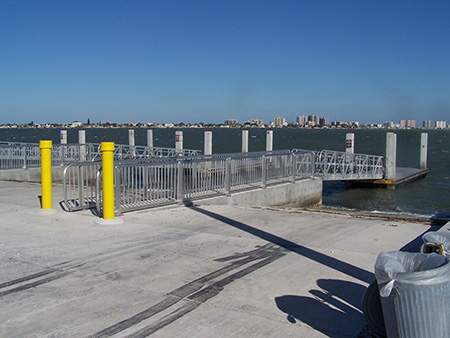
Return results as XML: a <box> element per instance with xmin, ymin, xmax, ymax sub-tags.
<box><xmin>242</xmin><ymin>130</ymin><xmax>249</xmax><ymax>153</ymax></box>
<box><xmin>225</xmin><ymin>158</ymin><xmax>231</xmax><ymax>195</ymax></box>
<box><xmin>177</xmin><ymin>161</ymin><xmax>184</xmax><ymax>203</ymax></box>
<box><xmin>262</xmin><ymin>156</ymin><xmax>267</xmax><ymax>189</ymax></box>
<box><xmin>291</xmin><ymin>153</ymin><xmax>296</xmax><ymax>183</ymax></box>
<box><xmin>40</xmin><ymin>140</ymin><xmax>53</xmax><ymax>209</ymax></box>
<box><xmin>114</xmin><ymin>167</ymin><xmax>122</xmax><ymax>216</ymax></box>
<box><xmin>23</xmin><ymin>145</ymin><xmax>27</xmax><ymax>169</ymax></box>
<box><xmin>420</xmin><ymin>133</ymin><xmax>428</xmax><ymax>169</ymax></box>
<box><xmin>101</xmin><ymin>142</ymin><xmax>115</xmax><ymax>220</ymax></box>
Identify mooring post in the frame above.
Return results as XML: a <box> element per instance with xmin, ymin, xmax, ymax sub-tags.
<box><xmin>346</xmin><ymin>133</ymin><xmax>355</xmax><ymax>153</ymax></box>
<box><xmin>79</xmin><ymin>130</ymin><xmax>86</xmax><ymax>161</ymax></box>
<box><xmin>60</xmin><ymin>130</ymin><xmax>67</xmax><ymax>166</ymax></box>
<box><xmin>60</xmin><ymin>130</ymin><xmax>67</xmax><ymax>144</ymax></box>
<box><xmin>147</xmin><ymin>129</ymin><xmax>154</xmax><ymax>148</ymax></box>
<box><xmin>266</xmin><ymin>130</ymin><xmax>273</xmax><ymax>151</ymax></box>
<box><xmin>101</xmin><ymin>142</ymin><xmax>115</xmax><ymax>220</ymax></box>
<box><xmin>385</xmin><ymin>132</ymin><xmax>397</xmax><ymax>180</ymax></box>
<box><xmin>420</xmin><ymin>133</ymin><xmax>428</xmax><ymax>169</ymax></box>
<box><xmin>40</xmin><ymin>140</ymin><xmax>53</xmax><ymax>209</ymax></box>
<box><xmin>204</xmin><ymin>131</ymin><xmax>212</xmax><ymax>155</ymax></box>
<box><xmin>128</xmin><ymin>129</ymin><xmax>135</xmax><ymax>146</ymax></box>
<box><xmin>242</xmin><ymin>130</ymin><xmax>249</xmax><ymax>153</ymax></box>
<box><xmin>175</xmin><ymin>131</ymin><xmax>183</xmax><ymax>155</ymax></box>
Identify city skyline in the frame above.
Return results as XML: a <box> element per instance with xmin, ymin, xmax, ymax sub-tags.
<box><xmin>1</xmin><ymin>1</ymin><xmax>449</xmax><ymax>125</ymax></box>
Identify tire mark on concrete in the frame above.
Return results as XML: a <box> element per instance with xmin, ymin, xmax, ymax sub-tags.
<box><xmin>0</xmin><ymin>271</ymin><xmax>71</xmax><ymax>297</ymax></box>
<box><xmin>0</xmin><ymin>268</ymin><xmax>57</xmax><ymax>289</ymax></box>
<box><xmin>91</xmin><ymin>244</ymin><xmax>286</xmax><ymax>337</ymax></box>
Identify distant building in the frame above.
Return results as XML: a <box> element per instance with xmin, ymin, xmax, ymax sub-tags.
<box><xmin>406</xmin><ymin>120</ymin><xmax>416</xmax><ymax>128</ymax></box>
<box><xmin>436</xmin><ymin>121</ymin><xmax>447</xmax><ymax>129</ymax></box>
<box><xmin>319</xmin><ymin>117</ymin><xmax>329</xmax><ymax>127</ymax></box>
<box><xmin>272</xmin><ymin>117</ymin><xmax>286</xmax><ymax>127</ymax></box>
<box><xmin>423</xmin><ymin>120</ymin><xmax>435</xmax><ymax>129</ymax></box>
<box><xmin>400</xmin><ymin>120</ymin><xmax>407</xmax><ymax>128</ymax></box>
<box><xmin>224</xmin><ymin>119</ymin><xmax>239</xmax><ymax>127</ymax></box>
<box><xmin>384</xmin><ymin>121</ymin><xmax>395</xmax><ymax>129</ymax></box>
<box><xmin>308</xmin><ymin>114</ymin><xmax>320</xmax><ymax>125</ymax></box>
<box><xmin>244</xmin><ymin>119</ymin><xmax>265</xmax><ymax>127</ymax></box>
<box><xmin>296</xmin><ymin>114</ymin><xmax>307</xmax><ymax>126</ymax></box>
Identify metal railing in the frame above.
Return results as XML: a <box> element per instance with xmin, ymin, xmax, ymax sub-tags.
<box><xmin>62</xmin><ymin>150</ymin><xmax>315</xmax><ymax>214</ymax></box>
<box><xmin>0</xmin><ymin>142</ymin><xmax>201</xmax><ymax>170</ymax></box>
<box><xmin>314</xmin><ymin>150</ymin><xmax>384</xmax><ymax>181</ymax></box>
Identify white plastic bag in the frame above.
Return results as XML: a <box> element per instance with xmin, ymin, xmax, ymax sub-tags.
<box><xmin>374</xmin><ymin>251</ymin><xmax>449</xmax><ymax>297</ymax></box>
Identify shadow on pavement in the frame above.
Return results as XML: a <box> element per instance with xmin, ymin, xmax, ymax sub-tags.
<box><xmin>275</xmin><ymin>279</ymin><xmax>367</xmax><ymax>338</ymax></box>
<box><xmin>190</xmin><ymin>206</ymin><xmax>374</xmax><ymax>283</ymax></box>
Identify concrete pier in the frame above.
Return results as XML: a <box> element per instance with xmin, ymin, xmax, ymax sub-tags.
<box><xmin>0</xmin><ymin>180</ymin><xmax>433</xmax><ymax>338</ymax></box>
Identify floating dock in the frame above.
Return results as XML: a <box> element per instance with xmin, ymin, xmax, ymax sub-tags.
<box><xmin>346</xmin><ymin>167</ymin><xmax>430</xmax><ymax>190</ymax></box>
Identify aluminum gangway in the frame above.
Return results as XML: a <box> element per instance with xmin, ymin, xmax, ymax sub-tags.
<box><xmin>62</xmin><ymin>149</ymin><xmax>384</xmax><ymax>215</ymax></box>
<box><xmin>0</xmin><ymin>141</ymin><xmax>201</xmax><ymax>170</ymax></box>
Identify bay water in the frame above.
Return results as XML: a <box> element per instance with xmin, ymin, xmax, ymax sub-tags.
<box><xmin>1</xmin><ymin>127</ymin><xmax>449</xmax><ymax>217</ymax></box>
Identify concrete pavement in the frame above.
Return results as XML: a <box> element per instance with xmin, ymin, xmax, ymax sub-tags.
<box><xmin>0</xmin><ymin>180</ymin><xmax>434</xmax><ymax>337</ymax></box>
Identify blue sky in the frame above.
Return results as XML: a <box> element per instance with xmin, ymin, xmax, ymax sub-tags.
<box><xmin>1</xmin><ymin>0</ymin><xmax>449</xmax><ymax>125</ymax></box>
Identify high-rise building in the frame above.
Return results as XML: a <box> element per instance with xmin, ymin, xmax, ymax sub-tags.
<box><xmin>400</xmin><ymin>120</ymin><xmax>407</xmax><ymax>128</ymax></box>
<box><xmin>319</xmin><ymin>117</ymin><xmax>329</xmax><ymax>126</ymax></box>
<box><xmin>423</xmin><ymin>120</ymin><xmax>435</xmax><ymax>129</ymax></box>
<box><xmin>436</xmin><ymin>121</ymin><xmax>447</xmax><ymax>129</ymax></box>
<box><xmin>406</xmin><ymin>120</ymin><xmax>416</xmax><ymax>128</ymax></box>
<box><xmin>272</xmin><ymin>117</ymin><xmax>286</xmax><ymax>127</ymax></box>
<box><xmin>296</xmin><ymin>114</ymin><xmax>307</xmax><ymax>126</ymax></box>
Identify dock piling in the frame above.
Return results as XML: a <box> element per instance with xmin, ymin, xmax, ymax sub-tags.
<box><xmin>385</xmin><ymin>132</ymin><xmax>397</xmax><ymax>180</ymax></box>
<box><xmin>204</xmin><ymin>131</ymin><xmax>213</xmax><ymax>155</ymax></box>
<box><xmin>266</xmin><ymin>130</ymin><xmax>273</xmax><ymax>151</ymax></box>
<box><xmin>242</xmin><ymin>130</ymin><xmax>249</xmax><ymax>153</ymax></box>
<box><xmin>420</xmin><ymin>133</ymin><xmax>428</xmax><ymax>169</ymax></box>
<box><xmin>346</xmin><ymin>133</ymin><xmax>355</xmax><ymax>153</ymax></box>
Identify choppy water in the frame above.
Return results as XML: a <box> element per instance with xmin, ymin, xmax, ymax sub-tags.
<box><xmin>1</xmin><ymin>127</ymin><xmax>449</xmax><ymax>217</ymax></box>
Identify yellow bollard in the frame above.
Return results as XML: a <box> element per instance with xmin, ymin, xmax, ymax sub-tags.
<box><xmin>39</xmin><ymin>140</ymin><xmax>53</xmax><ymax>209</ymax></box>
<box><xmin>101</xmin><ymin>142</ymin><xmax>115</xmax><ymax>220</ymax></box>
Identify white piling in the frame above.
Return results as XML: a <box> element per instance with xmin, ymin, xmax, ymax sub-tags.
<box><xmin>266</xmin><ymin>130</ymin><xmax>273</xmax><ymax>151</ymax></box>
<box><xmin>78</xmin><ymin>130</ymin><xmax>86</xmax><ymax>161</ymax></box>
<box><xmin>420</xmin><ymin>133</ymin><xmax>428</xmax><ymax>169</ymax></box>
<box><xmin>128</xmin><ymin>129</ymin><xmax>135</xmax><ymax>146</ymax></box>
<box><xmin>204</xmin><ymin>131</ymin><xmax>213</xmax><ymax>155</ymax></box>
<box><xmin>147</xmin><ymin>129</ymin><xmax>154</xmax><ymax>148</ymax></box>
<box><xmin>175</xmin><ymin>131</ymin><xmax>183</xmax><ymax>154</ymax></box>
<box><xmin>242</xmin><ymin>130</ymin><xmax>249</xmax><ymax>153</ymax></box>
<box><xmin>385</xmin><ymin>132</ymin><xmax>397</xmax><ymax>180</ymax></box>
<box><xmin>60</xmin><ymin>130</ymin><xmax>67</xmax><ymax>144</ymax></box>
<box><xmin>346</xmin><ymin>133</ymin><xmax>355</xmax><ymax>153</ymax></box>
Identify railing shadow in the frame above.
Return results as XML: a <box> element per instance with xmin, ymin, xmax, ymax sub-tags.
<box><xmin>275</xmin><ymin>279</ymin><xmax>367</xmax><ymax>338</ymax></box>
<box><xmin>189</xmin><ymin>206</ymin><xmax>374</xmax><ymax>283</ymax></box>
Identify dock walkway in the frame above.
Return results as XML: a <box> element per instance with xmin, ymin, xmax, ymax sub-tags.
<box><xmin>0</xmin><ymin>180</ymin><xmax>436</xmax><ymax>337</ymax></box>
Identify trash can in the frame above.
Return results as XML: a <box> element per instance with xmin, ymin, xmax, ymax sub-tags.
<box><xmin>421</xmin><ymin>231</ymin><xmax>450</xmax><ymax>257</ymax></box>
<box><xmin>374</xmin><ymin>251</ymin><xmax>450</xmax><ymax>338</ymax></box>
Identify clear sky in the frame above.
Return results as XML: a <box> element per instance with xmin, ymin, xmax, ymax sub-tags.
<box><xmin>1</xmin><ymin>0</ymin><xmax>449</xmax><ymax>125</ymax></box>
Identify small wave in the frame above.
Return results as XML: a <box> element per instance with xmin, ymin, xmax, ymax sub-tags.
<box><xmin>323</xmin><ymin>204</ymin><xmax>433</xmax><ymax>219</ymax></box>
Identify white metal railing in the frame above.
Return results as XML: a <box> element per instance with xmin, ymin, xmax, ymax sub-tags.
<box><xmin>314</xmin><ymin>150</ymin><xmax>384</xmax><ymax>180</ymax></box>
<box><xmin>0</xmin><ymin>142</ymin><xmax>201</xmax><ymax>170</ymax></box>
<box><xmin>106</xmin><ymin>150</ymin><xmax>315</xmax><ymax>214</ymax></box>
<box><xmin>62</xmin><ymin>149</ymin><xmax>382</xmax><ymax>214</ymax></box>
<box><xmin>62</xmin><ymin>150</ymin><xmax>315</xmax><ymax>214</ymax></box>
<box><xmin>63</xmin><ymin>161</ymin><xmax>102</xmax><ymax>211</ymax></box>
